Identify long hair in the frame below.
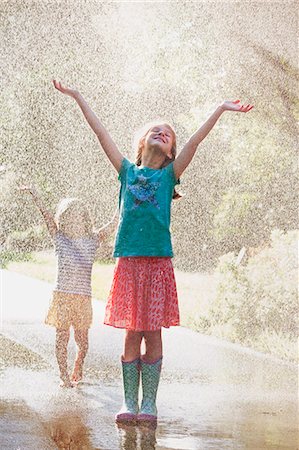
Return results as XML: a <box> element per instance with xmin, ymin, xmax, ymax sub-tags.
<box><xmin>134</xmin><ymin>122</ymin><xmax>181</xmax><ymax>199</ymax></box>
<box><xmin>55</xmin><ymin>198</ymin><xmax>94</xmax><ymax>236</ymax></box>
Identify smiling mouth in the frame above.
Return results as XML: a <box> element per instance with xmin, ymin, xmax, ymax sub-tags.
<box><xmin>154</xmin><ymin>136</ymin><xmax>165</xmax><ymax>143</ymax></box>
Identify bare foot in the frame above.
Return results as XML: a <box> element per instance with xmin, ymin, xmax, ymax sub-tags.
<box><xmin>71</xmin><ymin>365</ymin><xmax>83</xmax><ymax>383</ymax></box>
<box><xmin>60</xmin><ymin>373</ymin><xmax>73</xmax><ymax>388</ymax></box>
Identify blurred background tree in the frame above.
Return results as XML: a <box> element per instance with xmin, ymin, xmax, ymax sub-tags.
<box><xmin>1</xmin><ymin>1</ymin><xmax>297</xmax><ymax>271</ymax></box>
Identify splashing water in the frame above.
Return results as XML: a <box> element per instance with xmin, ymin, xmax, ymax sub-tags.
<box><xmin>1</xmin><ymin>0</ymin><xmax>297</xmax><ymax>270</ymax></box>
<box><xmin>1</xmin><ymin>3</ymin><xmax>298</xmax><ymax>449</ymax></box>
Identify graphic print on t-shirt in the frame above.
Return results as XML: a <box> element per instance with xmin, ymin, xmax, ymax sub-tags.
<box><xmin>128</xmin><ymin>175</ymin><xmax>161</xmax><ymax>210</ymax></box>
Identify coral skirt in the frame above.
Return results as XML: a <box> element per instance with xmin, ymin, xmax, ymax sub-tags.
<box><xmin>104</xmin><ymin>257</ymin><xmax>180</xmax><ymax>331</ymax></box>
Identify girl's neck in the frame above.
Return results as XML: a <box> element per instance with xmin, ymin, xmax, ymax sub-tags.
<box><xmin>140</xmin><ymin>153</ymin><xmax>165</xmax><ymax>170</ymax></box>
<box><xmin>60</xmin><ymin>227</ymin><xmax>90</xmax><ymax>239</ymax></box>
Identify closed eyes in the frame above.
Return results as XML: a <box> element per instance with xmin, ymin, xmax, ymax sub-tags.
<box><xmin>152</xmin><ymin>127</ymin><xmax>171</xmax><ymax>137</ymax></box>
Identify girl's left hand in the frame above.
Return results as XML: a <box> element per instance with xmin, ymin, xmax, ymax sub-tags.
<box><xmin>53</xmin><ymin>80</ymin><xmax>79</xmax><ymax>98</ymax></box>
<box><xmin>221</xmin><ymin>100</ymin><xmax>254</xmax><ymax>113</ymax></box>
<box><xmin>19</xmin><ymin>185</ymin><xmax>37</xmax><ymax>196</ymax></box>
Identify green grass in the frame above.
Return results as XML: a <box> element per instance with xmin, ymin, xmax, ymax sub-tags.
<box><xmin>6</xmin><ymin>251</ymin><xmax>115</xmax><ymax>302</ymax></box>
<box><xmin>0</xmin><ymin>250</ymin><xmax>32</xmax><ymax>269</ymax></box>
<box><xmin>6</xmin><ymin>251</ymin><xmax>213</xmax><ymax>324</ymax></box>
<box><xmin>6</xmin><ymin>251</ymin><xmax>297</xmax><ymax>363</ymax></box>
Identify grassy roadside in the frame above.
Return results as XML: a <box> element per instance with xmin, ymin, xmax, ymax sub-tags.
<box><xmin>6</xmin><ymin>251</ymin><xmax>115</xmax><ymax>302</ymax></box>
<box><xmin>6</xmin><ymin>250</ymin><xmax>297</xmax><ymax>363</ymax></box>
<box><xmin>6</xmin><ymin>251</ymin><xmax>215</xmax><ymax>328</ymax></box>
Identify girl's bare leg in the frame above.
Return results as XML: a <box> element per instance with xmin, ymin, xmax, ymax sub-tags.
<box><xmin>143</xmin><ymin>330</ymin><xmax>162</xmax><ymax>361</ymax></box>
<box><xmin>123</xmin><ymin>331</ymin><xmax>143</xmax><ymax>361</ymax></box>
<box><xmin>56</xmin><ymin>329</ymin><xmax>72</xmax><ymax>387</ymax></box>
<box><xmin>71</xmin><ymin>329</ymin><xmax>89</xmax><ymax>382</ymax></box>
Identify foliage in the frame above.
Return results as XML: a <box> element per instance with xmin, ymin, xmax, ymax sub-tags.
<box><xmin>192</xmin><ymin>230</ymin><xmax>298</xmax><ymax>361</ymax></box>
<box><xmin>5</xmin><ymin>225</ymin><xmax>52</xmax><ymax>253</ymax></box>
<box><xmin>0</xmin><ymin>249</ymin><xmax>31</xmax><ymax>269</ymax></box>
<box><xmin>1</xmin><ymin>1</ymin><xmax>298</xmax><ymax>271</ymax></box>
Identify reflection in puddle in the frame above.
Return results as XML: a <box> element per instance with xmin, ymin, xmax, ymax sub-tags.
<box><xmin>1</xmin><ymin>330</ymin><xmax>298</xmax><ymax>449</ymax></box>
<box><xmin>157</xmin><ymin>420</ymin><xmax>236</xmax><ymax>450</ymax></box>
<box><xmin>45</xmin><ymin>413</ymin><xmax>94</xmax><ymax>450</ymax></box>
<box><xmin>116</xmin><ymin>422</ymin><xmax>157</xmax><ymax>450</ymax></box>
<box><xmin>0</xmin><ymin>400</ymin><xmax>54</xmax><ymax>450</ymax></box>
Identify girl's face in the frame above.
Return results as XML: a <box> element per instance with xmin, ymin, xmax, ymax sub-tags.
<box><xmin>144</xmin><ymin>124</ymin><xmax>175</xmax><ymax>159</ymax></box>
<box><xmin>59</xmin><ymin>208</ymin><xmax>90</xmax><ymax>238</ymax></box>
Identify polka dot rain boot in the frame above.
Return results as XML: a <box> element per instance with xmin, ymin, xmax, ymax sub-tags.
<box><xmin>115</xmin><ymin>357</ymin><xmax>140</xmax><ymax>422</ymax></box>
<box><xmin>138</xmin><ymin>356</ymin><xmax>162</xmax><ymax>422</ymax></box>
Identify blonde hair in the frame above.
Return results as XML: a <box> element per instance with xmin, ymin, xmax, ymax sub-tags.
<box><xmin>134</xmin><ymin>121</ymin><xmax>181</xmax><ymax>199</ymax></box>
<box><xmin>55</xmin><ymin>198</ymin><xmax>94</xmax><ymax>236</ymax></box>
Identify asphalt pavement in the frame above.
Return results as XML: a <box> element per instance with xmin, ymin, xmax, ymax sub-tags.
<box><xmin>1</xmin><ymin>270</ymin><xmax>298</xmax><ymax>450</ymax></box>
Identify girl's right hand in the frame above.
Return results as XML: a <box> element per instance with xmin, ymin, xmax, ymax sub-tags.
<box><xmin>53</xmin><ymin>80</ymin><xmax>79</xmax><ymax>98</ymax></box>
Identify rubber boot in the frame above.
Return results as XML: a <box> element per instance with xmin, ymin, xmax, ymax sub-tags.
<box><xmin>138</xmin><ymin>356</ymin><xmax>162</xmax><ymax>422</ymax></box>
<box><xmin>115</xmin><ymin>357</ymin><xmax>140</xmax><ymax>422</ymax></box>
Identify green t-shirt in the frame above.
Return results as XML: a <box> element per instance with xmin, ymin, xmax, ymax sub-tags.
<box><xmin>113</xmin><ymin>158</ymin><xmax>179</xmax><ymax>257</ymax></box>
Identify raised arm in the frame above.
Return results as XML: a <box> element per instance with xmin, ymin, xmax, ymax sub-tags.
<box><xmin>96</xmin><ymin>209</ymin><xmax>119</xmax><ymax>245</ymax></box>
<box><xmin>20</xmin><ymin>186</ymin><xmax>57</xmax><ymax>238</ymax></box>
<box><xmin>173</xmin><ymin>100</ymin><xmax>253</xmax><ymax>179</ymax></box>
<box><xmin>53</xmin><ymin>80</ymin><xmax>124</xmax><ymax>173</ymax></box>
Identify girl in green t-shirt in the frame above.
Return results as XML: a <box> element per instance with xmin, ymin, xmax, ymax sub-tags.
<box><xmin>53</xmin><ymin>79</ymin><xmax>253</xmax><ymax>423</ymax></box>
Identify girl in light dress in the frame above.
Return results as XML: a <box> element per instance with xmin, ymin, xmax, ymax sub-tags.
<box><xmin>22</xmin><ymin>187</ymin><xmax>117</xmax><ymax>387</ymax></box>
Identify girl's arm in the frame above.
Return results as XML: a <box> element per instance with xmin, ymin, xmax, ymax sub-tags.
<box><xmin>53</xmin><ymin>80</ymin><xmax>124</xmax><ymax>173</ymax></box>
<box><xmin>173</xmin><ymin>100</ymin><xmax>253</xmax><ymax>179</ymax></box>
<box><xmin>20</xmin><ymin>186</ymin><xmax>58</xmax><ymax>237</ymax></box>
<box><xmin>96</xmin><ymin>209</ymin><xmax>119</xmax><ymax>245</ymax></box>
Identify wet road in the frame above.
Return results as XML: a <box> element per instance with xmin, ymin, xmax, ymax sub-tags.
<box><xmin>1</xmin><ymin>270</ymin><xmax>298</xmax><ymax>450</ymax></box>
